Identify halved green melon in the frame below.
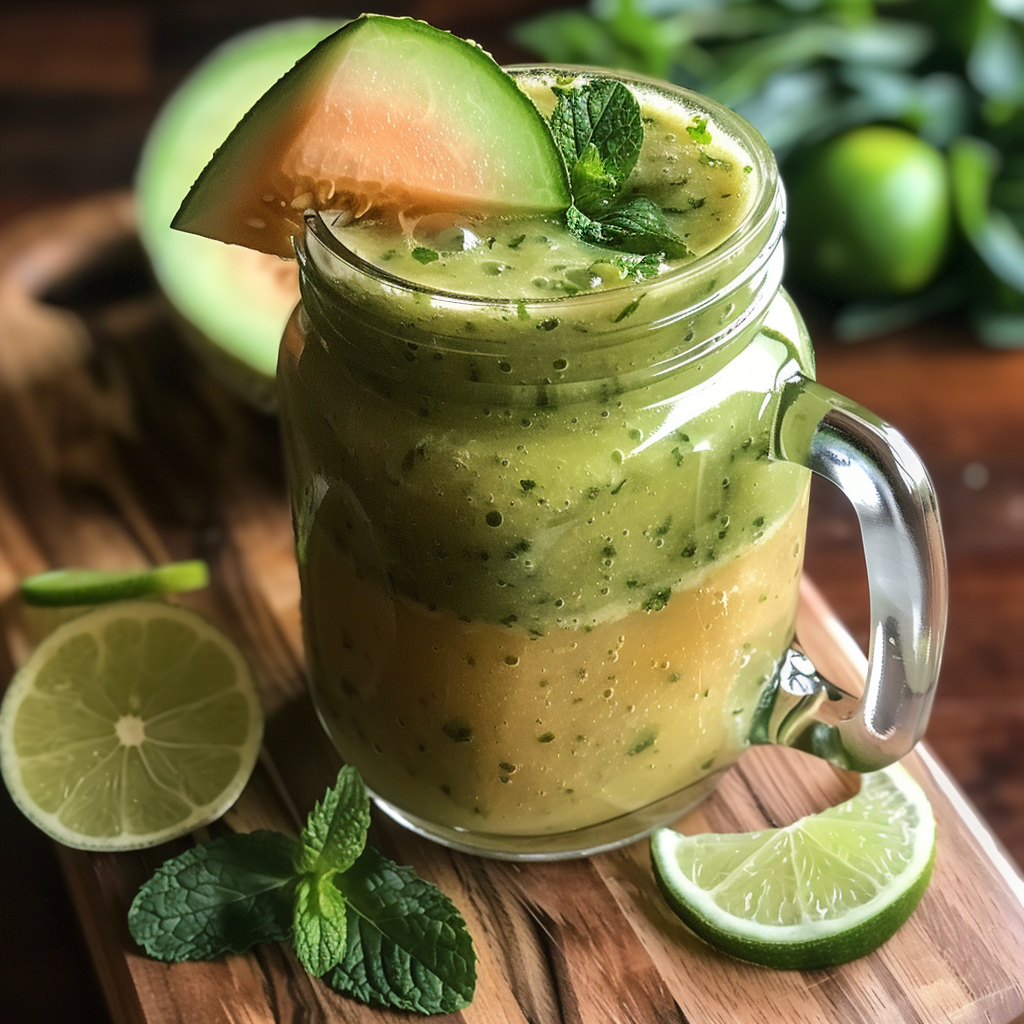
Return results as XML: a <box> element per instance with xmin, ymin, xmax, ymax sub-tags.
<box><xmin>173</xmin><ymin>15</ymin><xmax>572</xmax><ymax>258</ymax></box>
<box><xmin>137</xmin><ymin>19</ymin><xmax>341</xmax><ymax>407</ymax></box>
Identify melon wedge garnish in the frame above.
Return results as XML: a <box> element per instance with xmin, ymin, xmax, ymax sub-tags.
<box><xmin>172</xmin><ymin>15</ymin><xmax>572</xmax><ymax>258</ymax></box>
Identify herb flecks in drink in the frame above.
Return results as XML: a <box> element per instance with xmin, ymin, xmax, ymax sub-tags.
<box><xmin>610</xmin><ymin>252</ymin><xmax>662</xmax><ymax>281</ymax></box>
<box><xmin>550</xmin><ymin>77</ymin><xmax>692</xmax><ymax>259</ymax></box>
<box><xmin>686</xmin><ymin>116</ymin><xmax>713</xmax><ymax>146</ymax></box>
<box><xmin>412</xmin><ymin>246</ymin><xmax>440</xmax><ymax>265</ymax></box>
<box><xmin>128</xmin><ymin>766</ymin><xmax>476</xmax><ymax>1015</ymax></box>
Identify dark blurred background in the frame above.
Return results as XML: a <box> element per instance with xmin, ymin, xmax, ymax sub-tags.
<box><xmin>0</xmin><ymin>1</ymin><xmax>546</xmax><ymax>224</ymax></box>
<box><xmin>2</xmin><ymin>3</ymin><xmax>1024</xmax><ymax>1022</ymax></box>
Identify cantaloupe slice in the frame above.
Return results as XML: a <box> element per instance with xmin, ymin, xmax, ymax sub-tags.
<box><xmin>137</xmin><ymin>19</ymin><xmax>341</xmax><ymax>406</ymax></box>
<box><xmin>173</xmin><ymin>15</ymin><xmax>572</xmax><ymax>258</ymax></box>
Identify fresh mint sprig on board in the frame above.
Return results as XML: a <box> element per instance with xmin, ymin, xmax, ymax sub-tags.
<box><xmin>128</xmin><ymin>766</ymin><xmax>476</xmax><ymax>1016</ymax></box>
<box><xmin>551</xmin><ymin>77</ymin><xmax>692</xmax><ymax>259</ymax></box>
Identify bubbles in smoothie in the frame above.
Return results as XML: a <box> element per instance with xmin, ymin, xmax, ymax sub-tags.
<box><xmin>412</xmin><ymin>213</ymin><xmax>483</xmax><ymax>252</ymax></box>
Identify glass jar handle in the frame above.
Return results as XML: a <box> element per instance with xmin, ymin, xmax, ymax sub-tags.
<box><xmin>753</xmin><ymin>376</ymin><xmax>948</xmax><ymax>772</ymax></box>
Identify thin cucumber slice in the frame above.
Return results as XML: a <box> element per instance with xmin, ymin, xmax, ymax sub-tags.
<box><xmin>21</xmin><ymin>561</ymin><xmax>210</xmax><ymax>607</ymax></box>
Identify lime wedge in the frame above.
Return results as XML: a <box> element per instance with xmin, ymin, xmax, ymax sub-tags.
<box><xmin>21</xmin><ymin>561</ymin><xmax>210</xmax><ymax>607</ymax></box>
<box><xmin>0</xmin><ymin>601</ymin><xmax>262</xmax><ymax>851</ymax></box>
<box><xmin>650</xmin><ymin>763</ymin><xmax>936</xmax><ymax>970</ymax></box>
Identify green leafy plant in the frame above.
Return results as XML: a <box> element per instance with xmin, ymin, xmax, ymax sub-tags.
<box><xmin>128</xmin><ymin>766</ymin><xmax>476</xmax><ymax>1016</ymax></box>
<box><xmin>515</xmin><ymin>0</ymin><xmax>1024</xmax><ymax>344</ymax></box>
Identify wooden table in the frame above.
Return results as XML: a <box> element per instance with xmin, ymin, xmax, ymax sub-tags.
<box><xmin>2</xmin><ymin>5</ymin><xmax>1024</xmax><ymax>1023</ymax></box>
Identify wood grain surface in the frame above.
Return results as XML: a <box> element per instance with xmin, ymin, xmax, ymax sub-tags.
<box><xmin>1</xmin><ymin>191</ymin><xmax>1023</xmax><ymax>1024</ymax></box>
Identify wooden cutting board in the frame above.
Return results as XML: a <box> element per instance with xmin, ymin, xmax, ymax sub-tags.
<box><xmin>2</xmin><ymin>193</ymin><xmax>1023</xmax><ymax>1024</ymax></box>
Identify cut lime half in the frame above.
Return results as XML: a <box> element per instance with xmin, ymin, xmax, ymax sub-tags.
<box><xmin>650</xmin><ymin>763</ymin><xmax>936</xmax><ymax>970</ymax></box>
<box><xmin>0</xmin><ymin>601</ymin><xmax>262</xmax><ymax>851</ymax></box>
<box><xmin>21</xmin><ymin>560</ymin><xmax>210</xmax><ymax>607</ymax></box>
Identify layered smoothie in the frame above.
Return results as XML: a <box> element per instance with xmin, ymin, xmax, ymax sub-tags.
<box><xmin>277</xmin><ymin>70</ymin><xmax>813</xmax><ymax>850</ymax></box>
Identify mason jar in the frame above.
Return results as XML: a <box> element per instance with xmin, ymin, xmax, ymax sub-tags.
<box><xmin>277</xmin><ymin>69</ymin><xmax>946</xmax><ymax>859</ymax></box>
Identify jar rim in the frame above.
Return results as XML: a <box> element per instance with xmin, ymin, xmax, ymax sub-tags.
<box><xmin>301</xmin><ymin>64</ymin><xmax>783</xmax><ymax>313</ymax></box>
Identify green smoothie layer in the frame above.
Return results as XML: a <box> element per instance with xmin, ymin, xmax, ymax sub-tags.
<box><xmin>292</xmin><ymin>317</ymin><xmax>809</xmax><ymax>636</ymax></box>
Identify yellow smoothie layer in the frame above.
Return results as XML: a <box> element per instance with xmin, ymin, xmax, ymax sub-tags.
<box><xmin>305</xmin><ymin>488</ymin><xmax>807</xmax><ymax>836</ymax></box>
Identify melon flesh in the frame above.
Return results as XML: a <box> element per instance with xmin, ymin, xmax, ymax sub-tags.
<box><xmin>137</xmin><ymin>19</ymin><xmax>341</xmax><ymax>403</ymax></box>
<box><xmin>173</xmin><ymin>16</ymin><xmax>572</xmax><ymax>258</ymax></box>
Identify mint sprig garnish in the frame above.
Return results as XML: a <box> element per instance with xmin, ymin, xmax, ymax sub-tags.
<box><xmin>551</xmin><ymin>77</ymin><xmax>692</xmax><ymax>260</ymax></box>
<box><xmin>128</xmin><ymin>767</ymin><xmax>476</xmax><ymax>1016</ymax></box>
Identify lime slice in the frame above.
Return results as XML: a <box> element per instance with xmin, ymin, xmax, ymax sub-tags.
<box><xmin>0</xmin><ymin>601</ymin><xmax>262</xmax><ymax>851</ymax></box>
<box><xmin>21</xmin><ymin>561</ymin><xmax>210</xmax><ymax>607</ymax></box>
<box><xmin>650</xmin><ymin>763</ymin><xmax>936</xmax><ymax>970</ymax></box>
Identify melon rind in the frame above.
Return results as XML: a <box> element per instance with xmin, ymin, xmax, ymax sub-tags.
<box><xmin>172</xmin><ymin>15</ymin><xmax>573</xmax><ymax>258</ymax></box>
<box><xmin>137</xmin><ymin>19</ymin><xmax>341</xmax><ymax>403</ymax></box>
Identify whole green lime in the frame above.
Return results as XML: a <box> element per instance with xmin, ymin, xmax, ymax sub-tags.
<box><xmin>786</xmin><ymin>126</ymin><xmax>951</xmax><ymax>300</ymax></box>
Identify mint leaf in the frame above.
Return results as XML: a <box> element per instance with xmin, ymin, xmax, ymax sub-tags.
<box><xmin>293</xmin><ymin>874</ymin><xmax>349</xmax><ymax>976</ymax></box>
<box><xmin>291</xmin><ymin>766</ymin><xmax>371</xmax><ymax>976</ymax></box>
<box><xmin>571</xmin><ymin>143</ymin><xmax>620</xmax><ymax>214</ymax></box>
<box><xmin>686</xmin><ymin>116</ymin><xmax>712</xmax><ymax>145</ymax></box>
<box><xmin>296</xmin><ymin>765</ymin><xmax>371</xmax><ymax>876</ymax></box>
<box><xmin>596</xmin><ymin>197</ymin><xmax>692</xmax><ymax>256</ymax></box>
<box><xmin>550</xmin><ymin>78</ymin><xmax>643</xmax><ymax>187</ymax></box>
<box><xmin>128</xmin><ymin>832</ymin><xmax>297</xmax><ymax>961</ymax></box>
<box><xmin>328</xmin><ymin>846</ymin><xmax>476</xmax><ymax>1015</ymax></box>
<box><xmin>568</xmin><ymin>200</ymin><xmax>691</xmax><ymax>258</ymax></box>
<box><xmin>566</xmin><ymin>202</ymin><xmax>611</xmax><ymax>247</ymax></box>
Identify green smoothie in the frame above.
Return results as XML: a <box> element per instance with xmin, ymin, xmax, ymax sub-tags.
<box><xmin>277</xmin><ymin>70</ymin><xmax>813</xmax><ymax>853</ymax></box>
